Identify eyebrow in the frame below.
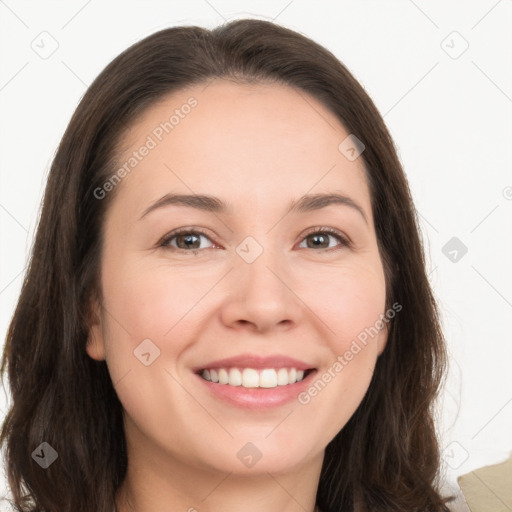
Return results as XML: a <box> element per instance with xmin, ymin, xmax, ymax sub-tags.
<box><xmin>139</xmin><ymin>192</ymin><xmax>368</xmax><ymax>224</ymax></box>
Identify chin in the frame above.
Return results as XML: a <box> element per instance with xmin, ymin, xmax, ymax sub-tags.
<box><xmin>189</xmin><ymin>433</ymin><xmax>319</xmax><ymax>476</ymax></box>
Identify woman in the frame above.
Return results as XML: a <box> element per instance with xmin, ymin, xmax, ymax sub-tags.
<box><xmin>0</xmin><ymin>19</ymin><xmax>453</xmax><ymax>512</ymax></box>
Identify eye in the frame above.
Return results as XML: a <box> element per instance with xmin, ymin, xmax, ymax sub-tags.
<box><xmin>159</xmin><ymin>228</ymin><xmax>216</xmax><ymax>253</ymax></box>
<box><xmin>297</xmin><ymin>227</ymin><xmax>351</xmax><ymax>252</ymax></box>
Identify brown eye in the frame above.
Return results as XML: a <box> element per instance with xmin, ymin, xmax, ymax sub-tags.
<box><xmin>160</xmin><ymin>229</ymin><xmax>214</xmax><ymax>252</ymax></box>
<box><xmin>298</xmin><ymin>228</ymin><xmax>350</xmax><ymax>251</ymax></box>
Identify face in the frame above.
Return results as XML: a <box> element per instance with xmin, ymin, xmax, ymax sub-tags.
<box><xmin>87</xmin><ymin>79</ymin><xmax>388</xmax><ymax>478</ymax></box>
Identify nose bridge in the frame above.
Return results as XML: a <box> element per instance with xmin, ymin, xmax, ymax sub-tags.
<box><xmin>236</xmin><ymin>233</ymin><xmax>288</xmax><ymax>297</ymax></box>
<box><xmin>221</xmin><ymin>232</ymin><xmax>301</xmax><ymax>330</ymax></box>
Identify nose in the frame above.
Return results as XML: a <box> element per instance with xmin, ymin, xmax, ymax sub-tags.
<box><xmin>220</xmin><ymin>245</ymin><xmax>303</xmax><ymax>333</ymax></box>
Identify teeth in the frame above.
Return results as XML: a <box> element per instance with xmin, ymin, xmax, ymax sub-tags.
<box><xmin>218</xmin><ymin>368</ymin><xmax>229</xmax><ymax>384</ymax></box>
<box><xmin>259</xmin><ymin>369</ymin><xmax>277</xmax><ymax>388</ymax></box>
<box><xmin>229</xmin><ymin>368</ymin><xmax>242</xmax><ymax>386</ymax></box>
<box><xmin>242</xmin><ymin>368</ymin><xmax>259</xmax><ymax>388</ymax></box>
<box><xmin>277</xmin><ymin>368</ymin><xmax>288</xmax><ymax>385</ymax></box>
<box><xmin>200</xmin><ymin>367</ymin><xmax>308</xmax><ymax>387</ymax></box>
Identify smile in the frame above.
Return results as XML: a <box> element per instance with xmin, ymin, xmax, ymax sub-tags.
<box><xmin>199</xmin><ymin>367</ymin><xmax>314</xmax><ymax>388</ymax></box>
<box><xmin>192</xmin><ymin>353</ymin><xmax>318</xmax><ymax>409</ymax></box>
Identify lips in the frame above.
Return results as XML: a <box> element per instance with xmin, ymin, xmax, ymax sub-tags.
<box><xmin>192</xmin><ymin>353</ymin><xmax>317</xmax><ymax>396</ymax></box>
<box><xmin>192</xmin><ymin>353</ymin><xmax>315</xmax><ymax>373</ymax></box>
<box><xmin>193</xmin><ymin>355</ymin><xmax>318</xmax><ymax>409</ymax></box>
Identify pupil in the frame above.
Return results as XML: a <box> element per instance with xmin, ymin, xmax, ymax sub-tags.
<box><xmin>309</xmin><ymin>234</ymin><xmax>328</xmax><ymax>248</ymax></box>
<box><xmin>179</xmin><ymin>234</ymin><xmax>200</xmax><ymax>249</ymax></box>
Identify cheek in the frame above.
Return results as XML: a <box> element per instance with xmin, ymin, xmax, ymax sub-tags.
<box><xmin>296</xmin><ymin>260</ymin><xmax>387</xmax><ymax>432</ymax></box>
<box><xmin>294</xmin><ymin>275</ymin><xmax>387</xmax><ymax>444</ymax></box>
<box><xmin>99</xmin><ymin>258</ymin><xmax>222</xmax><ymax>406</ymax></box>
<box><xmin>98</xmin><ymin>259</ymin><xmax>189</xmax><ymax>387</ymax></box>
<box><xmin>302</xmin><ymin>260</ymin><xmax>387</xmax><ymax>351</ymax></box>
<box><xmin>334</xmin><ymin>280</ymin><xmax>386</xmax><ymax>353</ymax></box>
<box><xmin>99</xmin><ymin>261</ymin><xmax>203</xmax><ymax>442</ymax></box>
<box><xmin>102</xmin><ymin>258</ymin><xmax>210</xmax><ymax>340</ymax></box>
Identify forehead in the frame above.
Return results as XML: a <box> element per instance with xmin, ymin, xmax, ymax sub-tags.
<box><xmin>112</xmin><ymin>79</ymin><xmax>372</xmax><ymax>221</ymax></box>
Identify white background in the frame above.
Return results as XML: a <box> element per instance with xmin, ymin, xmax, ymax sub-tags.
<box><xmin>1</xmin><ymin>1</ymin><xmax>511</xmax><ymax>511</ymax></box>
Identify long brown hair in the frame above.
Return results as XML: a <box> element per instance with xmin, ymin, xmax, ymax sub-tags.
<box><xmin>1</xmin><ymin>19</ymin><xmax>452</xmax><ymax>512</ymax></box>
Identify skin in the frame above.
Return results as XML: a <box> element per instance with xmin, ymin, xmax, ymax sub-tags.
<box><xmin>86</xmin><ymin>79</ymin><xmax>388</xmax><ymax>512</ymax></box>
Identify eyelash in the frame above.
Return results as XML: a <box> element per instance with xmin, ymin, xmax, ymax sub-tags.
<box><xmin>158</xmin><ymin>226</ymin><xmax>352</xmax><ymax>254</ymax></box>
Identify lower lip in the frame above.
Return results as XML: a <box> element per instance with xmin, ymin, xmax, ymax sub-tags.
<box><xmin>194</xmin><ymin>370</ymin><xmax>317</xmax><ymax>410</ymax></box>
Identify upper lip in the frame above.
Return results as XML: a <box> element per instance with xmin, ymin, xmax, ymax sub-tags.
<box><xmin>192</xmin><ymin>353</ymin><xmax>316</xmax><ymax>372</ymax></box>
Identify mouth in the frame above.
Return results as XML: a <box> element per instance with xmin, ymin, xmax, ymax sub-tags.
<box><xmin>195</xmin><ymin>367</ymin><xmax>316</xmax><ymax>388</ymax></box>
<box><xmin>191</xmin><ymin>353</ymin><xmax>318</xmax><ymax>409</ymax></box>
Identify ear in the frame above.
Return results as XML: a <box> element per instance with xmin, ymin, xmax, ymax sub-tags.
<box><xmin>85</xmin><ymin>295</ymin><xmax>106</xmax><ymax>361</ymax></box>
